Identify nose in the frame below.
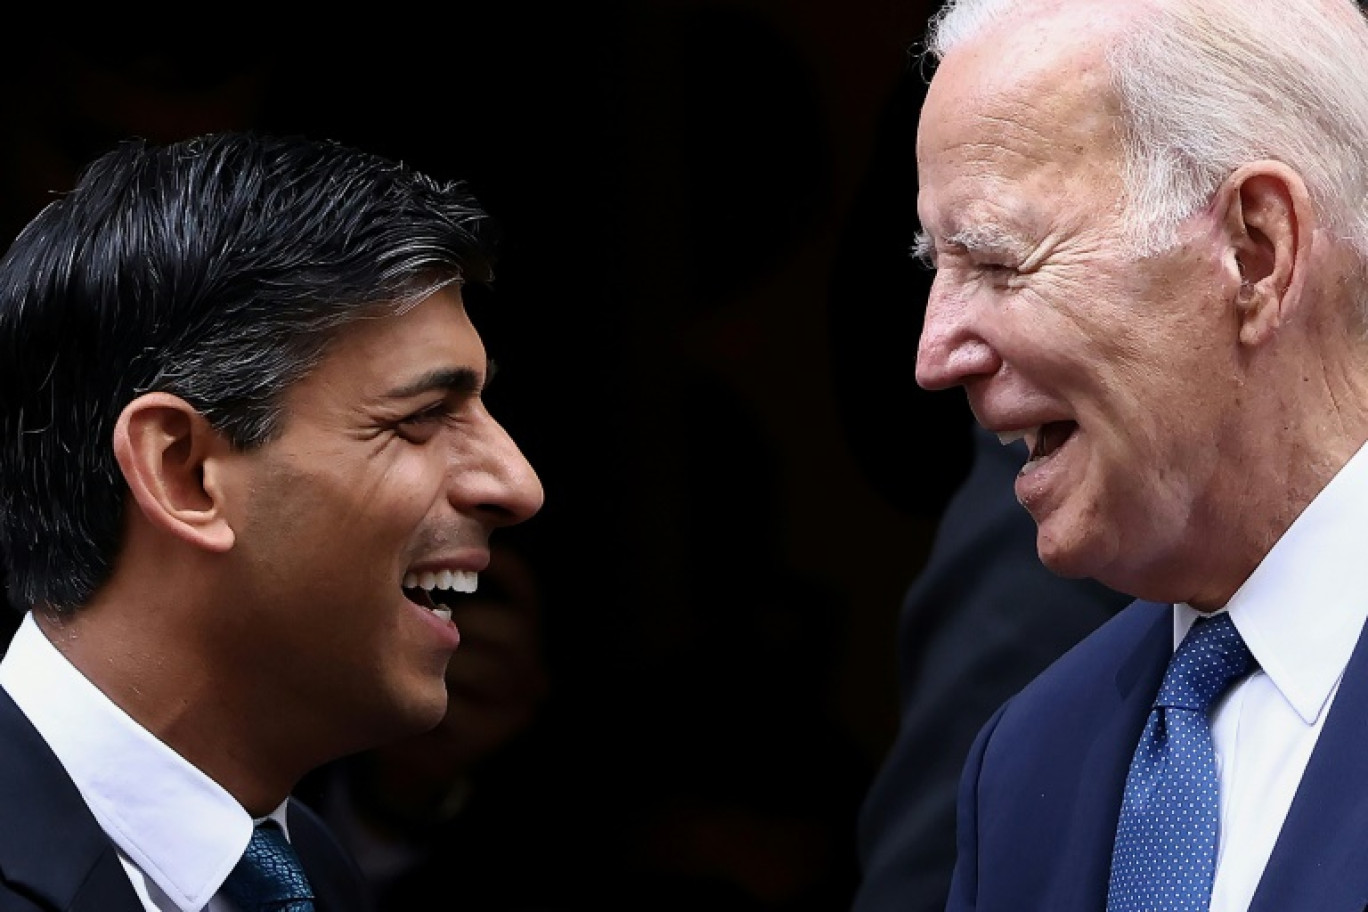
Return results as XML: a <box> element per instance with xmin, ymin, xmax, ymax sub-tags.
<box><xmin>915</xmin><ymin>277</ymin><xmax>1001</xmax><ymax>390</ymax></box>
<box><xmin>452</xmin><ymin>408</ymin><xmax>545</xmax><ymax>528</ymax></box>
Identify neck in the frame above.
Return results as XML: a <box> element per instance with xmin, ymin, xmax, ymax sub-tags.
<box><xmin>38</xmin><ymin>581</ymin><xmax>309</xmax><ymax>818</ymax></box>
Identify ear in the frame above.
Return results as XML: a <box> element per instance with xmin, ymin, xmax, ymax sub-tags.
<box><xmin>112</xmin><ymin>392</ymin><xmax>236</xmax><ymax>553</ymax></box>
<box><xmin>1215</xmin><ymin>161</ymin><xmax>1312</xmax><ymax>347</ymax></box>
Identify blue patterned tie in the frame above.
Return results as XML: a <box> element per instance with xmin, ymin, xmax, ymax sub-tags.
<box><xmin>1106</xmin><ymin>612</ymin><xmax>1257</xmax><ymax>911</ymax></box>
<box><xmin>220</xmin><ymin>819</ymin><xmax>317</xmax><ymax>912</ymax></box>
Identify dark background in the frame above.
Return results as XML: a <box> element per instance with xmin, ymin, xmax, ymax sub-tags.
<box><xmin>0</xmin><ymin>3</ymin><xmax>973</xmax><ymax>908</ymax></box>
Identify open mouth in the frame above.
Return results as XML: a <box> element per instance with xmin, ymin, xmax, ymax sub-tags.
<box><xmin>402</xmin><ymin>569</ymin><xmax>479</xmax><ymax>621</ymax></box>
<box><xmin>1030</xmin><ymin>421</ymin><xmax>1076</xmax><ymax>462</ymax></box>
<box><xmin>999</xmin><ymin>421</ymin><xmax>1078</xmax><ymax>467</ymax></box>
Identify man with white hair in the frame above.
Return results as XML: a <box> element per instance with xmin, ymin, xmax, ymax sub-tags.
<box><xmin>905</xmin><ymin>0</ymin><xmax>1368</xmax><ymax>909</ymax></box>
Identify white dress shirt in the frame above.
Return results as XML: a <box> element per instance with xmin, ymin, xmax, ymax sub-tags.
<box><xmin>1172</xmin><ymin>441</ymin><xmax>1368</xmax><ymax>912</ymax></box>
<box><xmin>0</xmin><ymin>613</ymin><xmax>291</xmax><ymax>912</ymax></box>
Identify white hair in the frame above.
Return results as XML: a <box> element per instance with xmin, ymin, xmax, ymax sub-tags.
<box><xmin>925</xmin><ymin>0</ymin><xmax>1368</xmax><ymax>280</ymax></box>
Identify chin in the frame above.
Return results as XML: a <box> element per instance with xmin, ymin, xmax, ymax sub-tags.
<box><xmin>1035</xmin><ymin>519</ymin><xmax>1108</xmax><ymax>583</ymax></box>
<box><xmin>1035</xmin><ymin>483</ymin><xmax>1128</xmax><ymax>573</ymax></box>
<box><xmin>359</xmin><ymin>684</ymin><xmax>451</xmax><ymax>749</ymax></box>
<box><xmin>1037</xmin><ymin>548</ymin><xmax>1092</xmax><ymax>581</ymax></box>
<box><xmin>406</xmin><ymin>686</ymin><xmax>453</xmax><ymax>736</ymax></box>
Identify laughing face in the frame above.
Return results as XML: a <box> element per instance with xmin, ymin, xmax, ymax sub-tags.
<box><xmin>914</xmin><ymin>16</ymin><xmax>1246</xmax><ymax>600</ymax></box>
<box><xmin>214</xmin><ymin>286</ymin><xmax>544</xmax><ymax>754</ymax></box>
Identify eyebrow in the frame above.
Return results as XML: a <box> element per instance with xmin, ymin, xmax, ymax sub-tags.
<box><xmin>912</xmin><ymin>230</ymin><xmax>934</xmax><ymax>264</ymax></box>
<box><xmin>383</xmin><ymin>364</ymin><xmax>490</xmax><ymax>401</ymax></box>
<box><xmin>912</xmin><ymin>223</ymin><xmax>1033</xmax><ymax>264</ymax></box>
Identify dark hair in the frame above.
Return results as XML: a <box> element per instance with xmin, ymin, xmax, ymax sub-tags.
<box><xmin>0</xmin><ymin>131</ymin><xmax>496</xmax><ymax>614</ymax></box>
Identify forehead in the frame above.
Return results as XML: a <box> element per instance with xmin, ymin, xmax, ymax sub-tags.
<box><xmin>915</xmin><ymin>10</ymin><xmax>1127</xmax><ymax>239</ymax></box>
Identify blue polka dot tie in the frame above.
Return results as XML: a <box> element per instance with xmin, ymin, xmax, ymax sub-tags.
<box><xmin>220</xmin><ymin>820</ymin><xmax>317</xmax><ymax>912</ymax></box>
<box><xmin>1106</xmin><ymin>612</ymin><xmax>1257</xmax><ymax>911</ymax></box>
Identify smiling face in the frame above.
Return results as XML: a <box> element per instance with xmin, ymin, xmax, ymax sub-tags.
<box><xmin>914</xmin><ymin>13</ymin><xmax>1250</xmax><ymax>600</ymax></box>
<box><xmin>214</xmin><ymin>286</ymin><xmax>544</xmax><ymax>756</ymax></box>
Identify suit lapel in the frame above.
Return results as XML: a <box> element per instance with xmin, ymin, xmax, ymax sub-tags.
<box><xmin>0</xmin><ymin>688</ymin><xmax>144</xmax><ymax>911</ymax></box>
<box><xmin>1060</xmin><ymin>602</ymin><xmax>1172</xmax><ymax>908</ymax></box>
<box><xmin>289</xmin><ymin>799</ymin><xmax>372</xmax><ymax>912</ymax></box>
<box><xmin>1250</xmin><ymin>615</ymin><xmax>1368</xmax><ymax>911</ymax></box>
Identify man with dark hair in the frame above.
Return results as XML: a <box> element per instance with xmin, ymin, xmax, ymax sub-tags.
<box><xmin>0</xmin><ymin>132</ymin><xmax>543</xmax><ymax>910</ymax></box>
<box><xmin>909</xmin><ymin>0</ymin><xmax>1368</xmax><ymax>909</ymax></box>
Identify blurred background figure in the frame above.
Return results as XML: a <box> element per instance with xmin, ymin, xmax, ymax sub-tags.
<box><xmin>847</xmin><ymin>428</ymin><xmax>1130</xmax><ymax>912</ymax></box>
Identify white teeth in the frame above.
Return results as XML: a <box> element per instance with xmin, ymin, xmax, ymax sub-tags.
<box><xmin>402</xmin><ymin>569</ymin><xmax>479</xmax><ymax>593</ymax></box>
<box><xmin>432</xmin><ymin>606</ymin><xmax>452</xmax><ymax>622</ymax></box>
<box><xmin>997</xmin><ymin>428</ymin><xmax>1030</xmax><ymax>446</ymax></box>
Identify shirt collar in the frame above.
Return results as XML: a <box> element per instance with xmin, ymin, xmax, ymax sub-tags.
<box><xmin>1175</xmin><ymin>439</ymin><xmax>1368</xmax><ymax>725</ymax></box>
<box><xmin>0</xmin><ymin>612</ymin><xmax>268</xmax><ymax>911</ymax></box>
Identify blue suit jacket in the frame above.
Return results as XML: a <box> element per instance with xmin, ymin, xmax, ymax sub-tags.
<box><xmin>0</xmin><ymin>687</ymin><xmax>372</xmax><ymax>911</ymax></box>
<box><xmin>947</xmin><ymin>598</ymin><xmax>1368</xmax><ymax>911</ymax></box>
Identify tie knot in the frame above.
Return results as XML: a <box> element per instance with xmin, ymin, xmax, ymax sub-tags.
<box><xmin>1155</xmin><ymin>612</ymin><xmax>1257</xmax><ymax>711</ymax></box>
<box><xmin>220</xmin><ymin>820</ymin><xmax>316</xmax><ymax>912</ymax></box>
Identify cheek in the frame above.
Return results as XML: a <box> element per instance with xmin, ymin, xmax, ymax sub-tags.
<box><xmin>330</xmin><ymin>441</ymin><xmax>449</xmax><ymax>515</ymax></box>
<box><xmin>258</xmin><ymin>454</ymin><xmax>445</xmax><ymax>563</ymax></box>
<box><xmin>1049</xmin><ymin>270</ymin><xmax>1214</xmax><ymax>413</ymax></box>
<box><xmin>996</xmin><ymin>282</ymin><xmax>1123</xmax><ymax>387</ymax></box>
<box><xmin>378</xmin><ymin>447</ymin><xmax>454</xmax><ymax>516</ymax></box>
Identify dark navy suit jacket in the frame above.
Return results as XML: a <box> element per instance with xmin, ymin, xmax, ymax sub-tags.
<box><xmin>946</xmin><ymin>598</ymin><xmax>1368</xmax><ymax>911</ymax></box>
<box><xmin>0</xmin><ymin>687</ymin><xmax>371</xmax><ymax>911</ymax></box>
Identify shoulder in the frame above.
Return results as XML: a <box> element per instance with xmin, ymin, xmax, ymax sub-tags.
<box><xmin>991</xmin><ymin>599</ymin><xmax>1169</xmax><ymax>735</ymax></box>
<box><xmin>1020</xmin><ymin>598</ymin><xmax>1166</xmax><ymax>688</ymax></box>
<box><xmin>1055</xmin><ymin>596</ymin><xmax>1166</xmax><ymax>656</ymax></box>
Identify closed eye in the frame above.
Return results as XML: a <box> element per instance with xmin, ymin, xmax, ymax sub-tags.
<box><xmin>403</xmin><ymin>402</ymin><xmax>450</xmax><ymax>424</ymax></box>
<box><xmin>972</xmin><ymin>262</ymin><xmax>1025</xmax><ymax>291</ymax></box>
<box><xmin>397</xmin><ymin>401</ymin><xmax>458</xmax><ymax>443</ymax></box>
